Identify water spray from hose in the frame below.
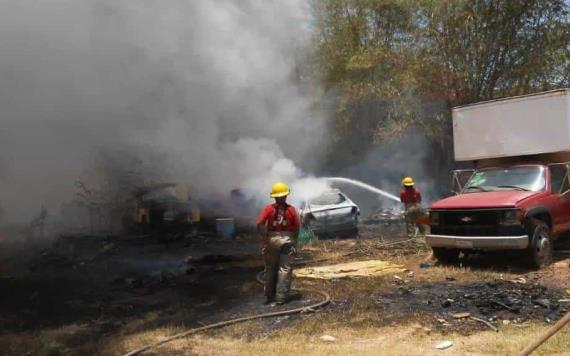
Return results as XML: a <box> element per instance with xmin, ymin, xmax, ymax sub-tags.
<box><xmin>323</xmin><ymin>177</ymin><xmax>400</xmax><ymax>202</ymax></box>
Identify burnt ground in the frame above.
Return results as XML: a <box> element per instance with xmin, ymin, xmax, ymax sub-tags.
<box><xmin>0</xmin><ymin>231</ymin><xmax>322</xmax><ymax>354</ymax></box>
<box><xmin>377</xmin><ymin>279</ymin><xmax>568</xmax><ymax>333</ymax></box>
<box><xmin>0</xmin><ymin>223</ymin><xmax>570</xmax><ymax>355</ymax></box>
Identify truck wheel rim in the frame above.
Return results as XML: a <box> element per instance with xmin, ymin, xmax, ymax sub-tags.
<box><xmin>536</xmin><ymin>231</ymin><xmax>550</xmax><ymax>262</ymax></box>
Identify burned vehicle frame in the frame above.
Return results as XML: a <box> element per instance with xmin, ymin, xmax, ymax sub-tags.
<box><xmin>122</xmin><ymin>182</ymin><xmax>200</xmax><ymax>234</ymax></box>
<box><xmin>300</xmin><ymin>189</ymin><xmax>360</xmax><ymax>238</ymax></box>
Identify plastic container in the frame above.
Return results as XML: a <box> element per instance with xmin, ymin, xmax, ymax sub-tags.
<box><xmin>216</xmin><ymin>218</ymin><xmax>235</xmax><ymax>239</ymax></box>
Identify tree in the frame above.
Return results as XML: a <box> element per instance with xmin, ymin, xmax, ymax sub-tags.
<box><xmin>421</xmin><ymin>0</ymin><xmax>570</xmax><ymax>104</ymax></box>
<box><xmin>311</xmin><ymin>0</ymin><xmax>570</xmax><ymax>183</ymax></box>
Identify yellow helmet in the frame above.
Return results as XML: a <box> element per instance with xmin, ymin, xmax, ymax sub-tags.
<box><xmin>270</xmin><ymin>182</ymin><xmax>290</xmax><ymax>198</ymax></box>
<box><xmin>402</xmin><ymin>177</ymin><xmax>414</xmax><ymax>187</ymax></box>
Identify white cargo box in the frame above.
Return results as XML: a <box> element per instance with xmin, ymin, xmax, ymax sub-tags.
<box><xmin>453</xmin><ymin>89</ymin><xmax>570</xmax><ymax>161</ymax></box>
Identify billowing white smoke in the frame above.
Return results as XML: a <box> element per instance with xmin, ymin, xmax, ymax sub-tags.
<box><xmin>0</xmin><ymin>0</ymin><xmax>329</xmax><ymax>225</ymax></box>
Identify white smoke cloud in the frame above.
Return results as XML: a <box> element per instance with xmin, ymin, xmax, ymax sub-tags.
<box><xmin>0</xmin><ymin>0</ymin><xmax>328</xmax><ymax>224</ymax></box>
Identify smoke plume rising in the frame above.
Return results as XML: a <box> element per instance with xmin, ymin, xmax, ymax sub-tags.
<box><xmin>0</xmin><ymin>0</ymin><xmax>329</xmax><ymax>226</ymax></box>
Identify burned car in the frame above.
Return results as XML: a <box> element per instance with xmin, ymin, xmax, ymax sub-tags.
<box><xmin>300</xmin><ymin>189</ymin><xmax>360</xmax><ymax>238</ymax></box>
<box><xmin>123</xmin><ymin>182</ymin><xmax>200</xmax><ymax>234</ymax></box>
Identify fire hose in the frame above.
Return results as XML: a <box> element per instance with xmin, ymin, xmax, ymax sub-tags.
<box><xmin>123</xmin><ymin>237</ymin><xmax>420</xmax><ymax>355</ymax></box>
<box><xmin>123</xmin><ymin>271</ymin><xmax>330</xmax><ymax>356</ymax></box>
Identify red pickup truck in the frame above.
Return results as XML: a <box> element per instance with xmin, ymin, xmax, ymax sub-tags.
<box><xmin>427</xmin><ymin>90</ymin><xmax>570</xmax><ymax>268</ymax></box>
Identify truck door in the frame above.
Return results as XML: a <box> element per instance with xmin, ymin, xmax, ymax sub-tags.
<box><xmin>561</xmin><ymin>164</ymin><xmax>570</xmax><ymax>231</ymax></box>
<box><xmin>549</xmin><ymin>164</ymin><xmax>570</xmax><ymax>233</ymax></box>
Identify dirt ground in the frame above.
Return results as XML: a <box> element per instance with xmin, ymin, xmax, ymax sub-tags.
<box><xmin>1</xmin><ymin>224</ymin><xmax>570</xmax><ymax>355</ymax></box>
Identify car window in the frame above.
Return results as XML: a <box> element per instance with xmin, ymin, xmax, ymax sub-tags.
<box><xmin>550</xmin><ymin>165</ymin><xmax>566</xmax><ymax>193</ymax></box>
<box><xmin>310</xmin><ymin>193</ymin><xmax>346</xmax><ymax>205</ymax></box>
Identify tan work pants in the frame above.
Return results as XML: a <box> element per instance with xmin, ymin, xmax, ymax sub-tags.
<box><xmin>264</xmin><ymin>232</ymin><xmax>295</xmax><ymax>303</ymax></box>
<box><xmin>405</xmin><ymin>203</ymin><xmax>423</xmax><ymax>234</ymax></box>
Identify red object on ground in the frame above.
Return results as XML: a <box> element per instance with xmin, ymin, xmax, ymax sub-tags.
<box><xmin>257</xmin><ymin>203</ymin><xmax>300</xmax><ymax>232</ymax></box>
<box><xmin>400</xmin><ymin>188</ymin><xmax>422</xmax><ymax>204</ymax></box>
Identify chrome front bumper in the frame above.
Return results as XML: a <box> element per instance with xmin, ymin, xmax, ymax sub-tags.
<box><xmin>426</xmin><ymin>234</ymin><xmax>529</xmax><ymax>250</ymax></box>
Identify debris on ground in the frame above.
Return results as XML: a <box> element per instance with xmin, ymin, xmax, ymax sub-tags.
<box><xmin>451</xmin><ymin>312</ymin><xmax>470</xmax><ymax>319</ymax></box>
<box><xmin>320</xmin><ymin>335</ymin><xmax>336</xmax><ymax>342</ymax></box>
<box><xmin>435</xmin><ymin>340</ymin><xmax>453</xmax><ymax>350</ymax></box>
<box><xmin>377</xmin><ymin>279</ymin><xmax>568</xmax><ymax>331</ymax></box>
<box><xmin>100</xmin><ymin>242</ymin><xmax>116</xmax><ymax>253</ymax></box>
<box><xmin>533</xmin><ymin>298</ymin><xmax>551</xmax><ymax>309</ymax></box>
<box><xmin>29</xmin><ymin>250</ymin><xmax>75</xmax><ymax>271</ymax></box>
<box><xmin>364</xmin><ymin>208</ymin><xmax>405</xmax><ymax>225</ymax></box>
<box><xmin>295</xmin><ymin>260</ymin><xmax>405</xmax><ymax>280</ymax></box>
<box><xmin>470</xmin><ymin>316</ymin><xmax>498</xmax><ymax>332</ymax></box>
<box><xmin>419</xmin><ymin>262</ymin><xmax>431</xmax><ymax>269</ymax></box>
<box><xmin>441</xmin><ymin>299</ymin><xmax>453</xmax><ymax>308</ymax></box>
<box><xmin>510</xmin><ymin>277</ymin><xmax>527</xmax><ymax>284</ymax></box>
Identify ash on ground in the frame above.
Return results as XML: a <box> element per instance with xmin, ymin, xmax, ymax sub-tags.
<box><xmin>376</xmin><ymin>279</ymin><xmax>569</xmax><ymax>332</ymax></box>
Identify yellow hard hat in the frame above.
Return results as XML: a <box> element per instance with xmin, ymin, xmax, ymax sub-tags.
<box><xmin>402</xmin><ymin>177</ymin><xmax>414</xmax><ymax>187</ymax></box>
<box><xmin>270</xmin><ymin>182</ymin><xmax>290</xmax><ymax>198</ymax></box>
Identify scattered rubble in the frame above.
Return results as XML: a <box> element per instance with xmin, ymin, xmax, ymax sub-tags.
<box><xmin>435</xmin><ymin>340</ymin><xmax>453</xmax><ymax>350</ymax></box>
<box><xmin>320</xmin><ymin>335</ymin><xmax>336</xmax><ymax>342</ymax></box>
<box><xmin>365</xmin><ymin>208</ymin><xmax>405</xmax><ymax>225</ymax></box>
<box><xmin>377</xmin><ymin>279</ymin><xmax>568</xmax><ymax>331</ymax></box>
<box><xmin>451</xmin><ymin>312</ymin><xmax>470</xmax><ymax>319</ymax></box>
<box><xmin>29</xmin><ymin>250</ymin><xmax>75</xmax><ymax>271</ymax></box>
<box><xmin>470</xmin><ymin>316</ymin><xmax>498</xmax><ymax>332</ymax></box>
<box><xmin>100</xmin><ymin>242</ymin><xmax>116</xmax><ymax>253</ymax></box>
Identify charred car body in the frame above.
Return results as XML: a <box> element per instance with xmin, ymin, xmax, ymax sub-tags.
<box><xmin>428</xmin><ymin>89</ymin><xmax>570</xmax><ymax>267</ymax></box>
<box><xmin>123</xmin><ymin>182</ymin><xmax>200</xmax><ymax>234</ymax></box>
<box><xmin>300</xmin><ymin>189</ymin><xmax>360</xmax><ymax>238</ymax></box>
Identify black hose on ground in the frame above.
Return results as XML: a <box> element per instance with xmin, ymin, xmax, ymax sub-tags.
<box><xmin>122</xmin><ymin>238</ymin><xmax>419</xmax><ymax>355</ymax></box>
<box><xmin>123</xmin><ymin>271</ymin><xmax>330</xmax><ymax>356</ymax></box>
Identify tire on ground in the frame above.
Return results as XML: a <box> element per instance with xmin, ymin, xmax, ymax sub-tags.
<box><xmin>525</xmin><ymin>219</ymin><xmax>553</xmax><ymax>268</ymax></box>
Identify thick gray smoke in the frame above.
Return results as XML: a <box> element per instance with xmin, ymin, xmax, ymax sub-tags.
<box><xmin>0</xmin><ymin>0</ymin><xmax>330</xmax><ymax>225</ymax></box>
<box><xmin>335</xmin><ymin>129</ymin><xmax>440</xmax><ymax>217</ymax></box>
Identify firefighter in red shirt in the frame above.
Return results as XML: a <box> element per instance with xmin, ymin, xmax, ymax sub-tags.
<box><xmin>400</xmin><ymin>177</ymin><xmax>423</xmax><ymax>235</ymax></box>
<box><xmin>257</xmin><ymin>182</ymin><xmax>300</xmax><ymax>304</ymax></box>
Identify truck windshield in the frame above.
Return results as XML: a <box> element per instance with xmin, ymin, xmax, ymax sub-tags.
<box><xmin>464</xmin><ymin>166</ymin><xmax>545</xmax><ymax>193</ymax></box>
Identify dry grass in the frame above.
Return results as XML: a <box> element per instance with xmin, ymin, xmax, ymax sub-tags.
<box><xmin>106</xmin><ymin>319</ymin><xmax>570</xmax><ymax>356</ymax></box>
<box><xmin>3</xmin><ymin>237</ymin><xmax>569</xmax><ymax>355</ymax></box>
<box><xmin>5</xmin><ymin>315</ymin><xmax>570</xmax><ymax>355</ymax></box>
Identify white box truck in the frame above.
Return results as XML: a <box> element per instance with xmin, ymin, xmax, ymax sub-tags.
<box><xmin>427</xmin><ymin>89</ymin><xmax>570</xmax><ymax>268</ymax></box>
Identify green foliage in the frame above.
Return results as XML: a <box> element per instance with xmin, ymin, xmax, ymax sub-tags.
<box><xmin>311</xmin><ymin>0</ymin><xmax>570</xmax><ymax>167</ymax></box>
<box><xmin>298</xmin><ymin>225</ymin><xmax>318</xmax><ymax>245</ymax></box>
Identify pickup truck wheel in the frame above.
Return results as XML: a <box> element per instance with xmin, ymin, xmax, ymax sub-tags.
<box><xmin>432</xmin><ymin>247</ymin><xmax>460</xmax><ymax>264</ymax></box>
<box><xmin>526</xmin><ymin>221</ymin><xmax>553</xmax><ymax>268</ymax></box>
